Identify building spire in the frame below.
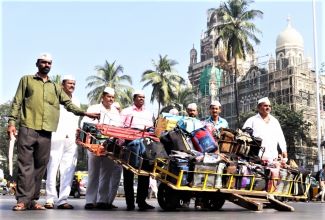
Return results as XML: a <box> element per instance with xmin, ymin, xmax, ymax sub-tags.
<box><xmin>287</xmin><ymin>15</ymin><xmax>292</xmax><ymax>27</ymax></box>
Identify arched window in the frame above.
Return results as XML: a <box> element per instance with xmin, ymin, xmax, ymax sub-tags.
<box><xmin>277</xmin><ymin>53</ymin><xmax>284</xmax><ymax>70</ymax></box>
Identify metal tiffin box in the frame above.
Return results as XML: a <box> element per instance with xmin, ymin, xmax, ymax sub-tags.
<box><xmin>192</xmin><ymin>163</ymin><xmax>219</xmax><ymax>188</ymax></box>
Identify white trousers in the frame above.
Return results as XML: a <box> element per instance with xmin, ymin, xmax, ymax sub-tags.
<box><xmin>86</xmin><ymin>151</ymin><xmax>122</xmax><ymax>204</ymax></box>
<box><xmin>46</xmin><ymin>137</ymin><xmax>78</xmax><ymax>206</ymax></box>
<box><xmin>107</xmin><ymin>163</ymin><xmax>122</xmax><ymax>205</ymax></box>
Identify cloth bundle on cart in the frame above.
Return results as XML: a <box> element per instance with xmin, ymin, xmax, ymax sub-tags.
<box><xmin>160</xmin><ymin>127</ymin><xmax>192</xmax><ymax>155</ymax></box>
<box><xmin>160</xmin><ymin>125</ymin><xmax>217</xmax><ymax>156</ymax></box>
<box><xmin>123</xmin><ymin>137</ymin><xmax>168</xmax><ymax>169</ymax></box>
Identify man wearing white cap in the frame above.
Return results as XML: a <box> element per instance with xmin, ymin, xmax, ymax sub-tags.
<box><xmin>243</xmin><ymin>97</ymin><xmax>287</xmax><ymax>163</ymax></box>
<box><xmin>169</xmin><ymin>108</ymin><xmax>179</xmax><ymax>115</ymax></box>
<box><xmin>45</xmin><ymin>74</ymin><xmax>80</xmax><ymax>209</ymax></box>
<box><xmin>177</xmin><ymin>102</ymin><xmax>204</xmax><ymax>133</ymax></box>
<box><xmin>186</xmin><ymin>103</ymin><xmax>198</xmax><ymax>118</ymax></box>
<box><xmin>82</xmin><ymin>87</ymin><xmax>122</xmax><ymax>210</ymax></box>
<box><xmin>205</xmin><ymin>100</ymin><xmax>228</xmax><ymax>133</ymax></box>
<box><xmin>7</xmin><ymin>53</ymin><xmax>99</xmax><ymax>211</ymax></box>
<box><xmin>120</xmin><ymin>90</ymin><xmax>155</xmax><ymax>211</ymax></box>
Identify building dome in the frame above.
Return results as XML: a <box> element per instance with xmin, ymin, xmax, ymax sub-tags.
<box><xmin>276</xmin><ymin>18</ymin><xmax>304</xmax><ymax>50</ymax></box>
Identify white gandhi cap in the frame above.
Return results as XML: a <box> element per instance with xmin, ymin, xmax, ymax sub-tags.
<box><xmin>62</xmin><ymin>74</ymin><xmax>75</xmax><ymax>82</ymax></box>
<box><xmin>37</xmin><ymin>53</ymin><xmax>52</xmax><ymax>61</ymax></box>
<box><xmin>169</xmin><ymin>108</ymin><xmax>179</xmax><ymax>115</ymax></box>
<box><xmin>187</xmin><ymin>103</ymin><xmax>197</xmax><ymax>110</ymax></box>
<box><xmin>210</xmin><ymin>100</ymin><xmax>221</xmax><ymax>107</ymax></box>
<box><xmin>132</xmin><ymin>90</ymin><xmax>145</xmax><ymax>96</ymax></box>
<box><xmin>103</xmin><ymin>87</ymin><xmax>115</xmax><ymax>95</ymax></box>
<box><xmin>258</xmin><ymin>97</ymin><xmax>271</xmax><ymax>105</ymax></box>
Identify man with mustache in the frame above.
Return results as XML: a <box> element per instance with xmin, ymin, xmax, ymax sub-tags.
<box><xmin>82</xmin><ymin>87</ymin><xmax>122</xmax><ymax>210</ymax></box>
<box><xmin>120</xmin><ymin>90</ymin><xmax>155</xmax><ymax>211</ymax></box>
<box><xmin>243</xmin><ymin>97</ymin><xmax>287</xmax><ymax>163</ymax></box>
<box><xmin>7</xmin><ymin>53</ymin><xmax>99</xmax><ymax>211</ymax></box>
<box><xmin>44</xmin><ymin>75</ymin><xmax>80</xmax><ymax>209</ymax></box>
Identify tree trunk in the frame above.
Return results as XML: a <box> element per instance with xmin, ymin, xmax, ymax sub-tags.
<box><xmin>234</xmin><ymin>57</ymin><xmax>240</xmax><ymax>127</ymax></box>
<box><xmin>157</xmin><ymin>100</ymin><xmax>161</xmax><ymax>120</ymax></box>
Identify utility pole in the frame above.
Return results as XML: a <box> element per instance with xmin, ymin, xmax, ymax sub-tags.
<box><xmin>312</xmin><ymin>0</ymin><xmax>322</xmax><ymax>169</ymax></box>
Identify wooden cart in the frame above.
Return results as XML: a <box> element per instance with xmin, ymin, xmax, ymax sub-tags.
<box><xmin>151</xmin><ymin>158</ymin><xmax>311</xmax><ymax>212</ymax></box>
<box><xmin>76</xmin><ymin>123</ymin><xmax>311</xmax><ymax>212</ymax></box>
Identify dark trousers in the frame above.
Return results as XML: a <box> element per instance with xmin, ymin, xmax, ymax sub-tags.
<box><xmin>123</xmin><ymin>165</ymin><xmax>149</xmax><ymax>207</ymax></box>
<box><xmin>16</xmin><ymin>127</ymin><xmax>51</xmax><ymax>206</ymax></box>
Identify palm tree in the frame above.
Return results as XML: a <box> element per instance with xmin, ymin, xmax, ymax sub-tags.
<box><xmin>118</xmin><ymin>88</ymin><xmax>134</xmax><ymax>109</ymax></box>
<box><xmin>210</xmin><ymin>0</ymin><xmax>263</xmax><ymax>126</ymax></box>
<box><xmin>86</xmin><ymin>60</ymin><xmax>132</xmax><ymax>104</ymax></box>
<box><xmin>160</xmin><ymin>85</ymin><xmax>194</xmax><ymax>115</ymax></box>
<box><xmin>51</xmin><ymin>74</ymin><xmax>61</xmax><ymax>84</ymax></box>
<box><xmin>141</xmin><ymin>55</ymin><xmax>185</xmax><ymax>116</ymax></box>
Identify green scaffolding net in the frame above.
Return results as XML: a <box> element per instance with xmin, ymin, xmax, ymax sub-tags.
<box><xmin>199</xmin><ymin>66</ymin><xmax>223</xmax><ymax>96</ymax></box>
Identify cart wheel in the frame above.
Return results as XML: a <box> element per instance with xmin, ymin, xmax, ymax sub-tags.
<box><xmin>158</xmin><ymin>183</ymin><xmax>179</xmax><ymax>211</ymax></box>
<box><xmin>203</xmin><ymin>196</ymin><xmax>225</xmax><ymax>211</ymax></box>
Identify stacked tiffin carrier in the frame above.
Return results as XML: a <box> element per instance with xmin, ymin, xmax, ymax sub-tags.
<box><xmin>154</xmin><ymin>120</ymin><xmax>312</xmax><ymax>199</ymax></box>
<box><xmin>76</xmin><ymin>119</ymin><xmax>311</xmax><ymax>199</ymax></box>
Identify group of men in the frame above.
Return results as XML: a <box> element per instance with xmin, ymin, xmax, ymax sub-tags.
<box><xmin>6</xmin><ymin>52</ymin><xmax>289</xmax><ymax>212</ymax></box>
<box><xmin>181</xmin><ymin>98</ymin><xmax>288</xmax><ymax>164</ymax></box>
<box><xmin>6</xmin><ymin>53</ymin><xmax>155</xmax><ymax>211</ymax></box>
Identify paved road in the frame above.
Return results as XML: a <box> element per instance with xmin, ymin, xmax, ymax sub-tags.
<box><xmin>1</xmin><ymin>195</ymin><xmax>324</xmax><ymax>220</ymax></box>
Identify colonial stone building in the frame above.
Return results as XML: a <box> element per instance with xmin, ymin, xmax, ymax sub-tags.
<box><xmin>187</xmin><ymin>10</ymin><xmax>325</xmax><ymax>168</ymax></box>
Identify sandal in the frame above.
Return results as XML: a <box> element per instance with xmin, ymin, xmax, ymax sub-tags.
<box><xmin>12</xmin><ymin>202</ymin><xmax>27</xmax><ymax>211</ymax></box>
<box><xmin>84</xmin><ymin>203</ymin><xmax>95</xmax><ymax>210</ymax></box>
<box><xmin>57</xmin><ymin>203</ymin><xmax>74</xmax><ymax>209</ymax></box>
<box><xmin>30</xmin><ymin>203</ymin><xmax>46</xmax><ymax>210</ymax></box>
<box><xmin>44</xmin><ymin>202</ymin><xmax>54</xmax><ymax>209</ymax></box>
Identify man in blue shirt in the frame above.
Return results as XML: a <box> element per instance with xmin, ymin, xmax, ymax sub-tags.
<box><xmin>205</xmin><ymin>100</ymin><xmax>228</xmax><ymax>134</ymax></box>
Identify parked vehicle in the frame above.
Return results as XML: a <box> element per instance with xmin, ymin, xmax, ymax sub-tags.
<box><xmin>70</xmin><ymin>175</ymin><xmax>88</xmax><ymax>198</ymax></box>
<box><xmin>56</xmin><ymin>171</ymin><xmax>88</xmax><ymax>198</ymax></box>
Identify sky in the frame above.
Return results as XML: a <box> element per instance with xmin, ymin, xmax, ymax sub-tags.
<box><xmin>1</xmin><ymin>0</ymin><xmax>324</xmax><ymax>114</ymax></box>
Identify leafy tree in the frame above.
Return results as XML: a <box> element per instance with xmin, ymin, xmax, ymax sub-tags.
<box><xmin>118</xmin><ymin>88</ymin><xmax>134</xmax><ymax>109</ymax></box>
<box><xmin>239</xmin><ymin>109</ymin><xmax>256</xmax><ymax>127</ymax></box>
<box><xmin>239</xmin><ymin>104</ymin><xmax>312</xmax><ymax>156</ymax></box>
<box><xmin>272</xmin><ymin>104</ymin><xmax>312</xmax><ymax>150</ymax></box>
<box><xmin>86</xmin><ymin>60</ymin><xmax>132</xmax><ymax>105</ymax></box>
<box><xmin>141</xmin><ymin>54</ymin><xmax>185</xmax><ymax>116</ymax></box>
<box><xmin>210</xmin><ymin>0</ymin><xmax>263</xmax><ymax>126</ymax></box>
<box><xmin>160</xmin><ymin>85</ymin><xmax>194</xmax><ymax>116</ymax></box>
<box><xmin>50</xmin><ymin>74</ymin><xmax>62</xmax><ymax>84</ymax></box>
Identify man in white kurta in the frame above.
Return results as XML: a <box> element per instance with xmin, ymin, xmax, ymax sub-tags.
<box><xmin>243</xmin><ymin>97</ymin><xmax>288</xmax><ymax>163</ymax></box>
<box><xmin>45</xmin><ymin>75</ymin><xmax>80</xmax><ymax>209</ymax></box>
<box><xmin>82</xmin><ymin>87</ymin><xmax>122</xmax><ymax>210</ymax></box>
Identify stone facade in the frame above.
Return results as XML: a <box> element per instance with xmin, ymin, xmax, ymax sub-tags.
<box><xmin>187</xmin><ymin>11</ymin><xmax>325</xmax><ymax>168</ymax></box>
